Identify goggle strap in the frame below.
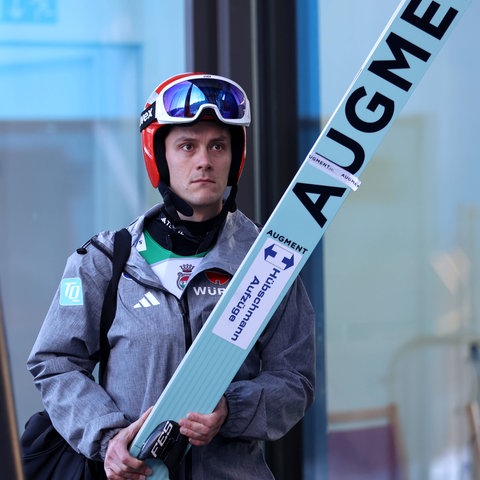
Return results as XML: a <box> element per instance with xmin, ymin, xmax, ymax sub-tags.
<box><xmin>139</xmin><ymin>103</ymin><xmax>157</xmax><ymax>131</ymax></box>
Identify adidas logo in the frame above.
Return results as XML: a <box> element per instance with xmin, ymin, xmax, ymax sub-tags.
<box><xmin>134</xmin><ymin>292</ymin><xmax>160</xmax><ymax>309</ymax></box>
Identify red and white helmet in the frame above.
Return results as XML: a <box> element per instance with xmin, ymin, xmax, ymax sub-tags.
<box><xmin>139</xmin><ymin>73</ymin><xmax>251</xmax><ymax>189</ymax></box>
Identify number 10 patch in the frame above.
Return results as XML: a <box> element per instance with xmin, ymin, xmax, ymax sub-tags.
<box><xmin>60</xmin><ymin>277</ymin><xmax>84</xmax><ymax>306</ymax></box>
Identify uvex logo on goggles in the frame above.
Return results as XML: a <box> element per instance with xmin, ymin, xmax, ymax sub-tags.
<box><xmin>139</xmin><ymin>103</ymin><xmax>156</xmax><ymax>131</ymax></box>
<box><xmin>139</xmin><ymin>75</ymin><xmax>251</xmax><ymax>130</ymax></box>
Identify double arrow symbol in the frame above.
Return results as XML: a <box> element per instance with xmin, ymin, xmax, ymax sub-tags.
<box><xmin>264</xmin><ymin>244</ymin><xmax>295</xmax><ymax>270</ymax></box>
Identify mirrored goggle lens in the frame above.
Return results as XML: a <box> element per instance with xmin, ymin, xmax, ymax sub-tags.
<box><xmin>162</xmin><ymin>79</ymin><xmax>248</xmax><ymax>121</ymax></box>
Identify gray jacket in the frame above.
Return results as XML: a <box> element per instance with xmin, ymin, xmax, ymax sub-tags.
<box><xmin>28</xmin><ymin>204</ymin><xmax>316</xmax><ymax>479</ymax></box>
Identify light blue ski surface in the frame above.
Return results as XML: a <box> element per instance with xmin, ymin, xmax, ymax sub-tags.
<box><xmin>130</xmin><ymin>1</ymin><xmax>471</xmax><ymax>476</ymax></box>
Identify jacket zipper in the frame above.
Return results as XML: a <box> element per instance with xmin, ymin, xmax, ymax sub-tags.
<box><xmin>178</xmin><ymin>293</ymin><xmax>193</xmax><ymax>480</ymax></box>
<box><xmin>179</xmin><ymin>294</ymin><xmax>193</xmax><ymax>352</ymax></box>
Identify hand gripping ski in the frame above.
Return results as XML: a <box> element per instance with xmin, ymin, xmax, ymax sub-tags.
<box><xmin>137</xmin><ymin>421</ymin><xmax>189</xmax><ymax>479</ymax></box>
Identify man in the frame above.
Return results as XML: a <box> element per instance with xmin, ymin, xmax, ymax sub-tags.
<box><xmin>28</xmin><ymin>73</ymin><xmax>316</xmax><ymax>479</ymax></box>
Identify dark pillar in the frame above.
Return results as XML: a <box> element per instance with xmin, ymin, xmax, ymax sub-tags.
<box><xmin>187</xmin><ymin>1</ymin><xmax>304</xmax><ymax>477</ymax></box>
<box><xmin>0</xmin><ymin>292</ymin><xmax>24</xmax><ymax>479</ymax></box>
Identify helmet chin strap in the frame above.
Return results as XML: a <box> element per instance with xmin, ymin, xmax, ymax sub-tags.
<box><xmin>223</xmin><ymin>184</ymin><xmax>238</xmax><ymax>214</ymax></box>
<box><xmin>158</xmin><ymin>182</ymin><xmax>194</xmax><ymax>218</ymax></box>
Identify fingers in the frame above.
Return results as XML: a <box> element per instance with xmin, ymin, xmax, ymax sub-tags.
<box><xmin>104</xmin><ymin>449</ymin><xmax>151</xmax><ymax>479</ymax></box>
<box><xmin>105</xmin><ymin>462</ymin><xmax>149</xmax><ymax>480</ymax></box>
<box><xmin>179</xmin><ymin>413</ymin><xmax>212</xmax><ymax>446</ymax></box>
<box><xmin>178</xmin><ymin>397</ymin><xmax>228</xmax><ymax>447</ymax></box>
<box><xmin>104</xmin><ymin>407</ymin><xmax>154</xmax><ymax>479</ymax></box>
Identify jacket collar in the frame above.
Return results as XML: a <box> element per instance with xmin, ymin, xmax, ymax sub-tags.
<box><xmin>122</xmin><ymin>204</ymin><xmax>259</xmax><ymax>285</ymax></box>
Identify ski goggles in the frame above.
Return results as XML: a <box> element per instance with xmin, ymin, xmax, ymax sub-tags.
<box><xmin>140</xmin><ymin>74</ymin><xmax>251</xmax><ymax>130</ymax></box>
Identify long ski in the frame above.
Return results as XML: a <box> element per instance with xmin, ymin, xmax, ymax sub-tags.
<box><xmin>130</xmin><ymin>1</ymin><xmax>472</xmax><ymax>477</ymax></box>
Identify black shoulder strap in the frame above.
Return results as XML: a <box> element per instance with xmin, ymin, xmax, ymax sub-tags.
<box><xmin>99</xmin><ymin>228</ymin><xmax>132</xmax><ymax>384</ymax></box>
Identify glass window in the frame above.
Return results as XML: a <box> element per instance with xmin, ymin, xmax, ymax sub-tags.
<box><xmin>0</xmin><ymin>0</ymin><xmax>186</xmax><ymax>430</ymax></box>
<box><xmin>321</xmin><ymin>1</ymin><xmax>480</xmax><ymax>478</ymax></box>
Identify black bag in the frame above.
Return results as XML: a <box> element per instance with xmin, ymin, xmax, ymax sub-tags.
<box><xmin>21</xmin><ymin>410</ymin><xmax>97</xmax><ymax>479</ymax></box>
<box><xmin>21</xmin><ymin>229</ymin><xmax>131</xmax><ymax>480</ymax></box>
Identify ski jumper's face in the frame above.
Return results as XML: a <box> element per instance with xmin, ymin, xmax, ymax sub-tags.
<box><xmin>164</xmin><ymin>121</ymin><xmax>232</xmax><ymax>221</ymax></box>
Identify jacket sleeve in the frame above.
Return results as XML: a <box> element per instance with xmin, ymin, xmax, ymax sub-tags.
<box><xmin>27</xmin><ymin>242</ymin><xmax>130</xmax><ymax>460</ymax></box>
<box><xmin>220</xmin><ymin>277</ymin><xmax>316</xmax><ymax>441</ymax></box>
